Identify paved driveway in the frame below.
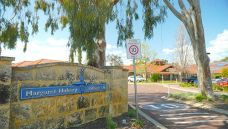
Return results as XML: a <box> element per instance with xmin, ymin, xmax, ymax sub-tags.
<box><xmin>128</xmin><ymin>83</ymin><xmax>228</xmax><ymax>129</ymax></box>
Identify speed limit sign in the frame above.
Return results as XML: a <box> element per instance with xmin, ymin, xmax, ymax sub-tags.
<box><xmin>126</xmin><ymin>39</ymin><xmax>141</xmax><ymax>59</ymax></box>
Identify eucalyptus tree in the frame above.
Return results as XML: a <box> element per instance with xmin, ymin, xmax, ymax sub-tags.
<box><xmin>57</xmin><ymin>0</ymin><xmax>165</xmax><ymax>67</ymax></box>
<box><xmin>58</xmin><ymin>0</ymin><xmax>115</xmax><ymax>67</ymax></box>
<box><xmin>0</xmin><ymin>0</ymin><xmax>38</xmax><ymax>55</ymax></box>
<box><xmin>163</xmin><ymin>0</ymin><xmax>214</xmax><ymax>98</ymax></box>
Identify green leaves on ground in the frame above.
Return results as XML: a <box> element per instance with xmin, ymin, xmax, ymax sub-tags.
<box><xmin>131</xmin><ymin>119</ymin><xmax>144</xmax><ymax>128</ymax></box>
<box><xmin>106</xmin><ymin>116</ymin><xmax>117</xmax><ymax>129</ymax></box>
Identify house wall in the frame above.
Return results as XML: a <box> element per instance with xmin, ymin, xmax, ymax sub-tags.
<box><xmin>0</xmin><ymin>57</ymin><xmax>128</xmax><ymax>129</ymax></box>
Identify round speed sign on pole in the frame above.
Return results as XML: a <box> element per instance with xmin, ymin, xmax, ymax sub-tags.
<box><xmin>126</xmin><ymin>39</ymin><xmax>141</xmax><ymax>119</ymax></box>
<box><xmin>126</xmin><ymin>39</ymin><xmax>141</xmax><ymax>59</ymax></box>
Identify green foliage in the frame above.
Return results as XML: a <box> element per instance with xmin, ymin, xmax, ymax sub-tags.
<box><xmin>128</xmin><ymin>108</ymin><xmax>136</xmax><ymax>117</ymax></box>
<box><xmin>221</xmin><ymin>68</ymin><xmax>228</xmax><ymax>77</ymax></box>
<box><xmin>195</xmin><ymin>93</ymin><xmax>207</xmax><ymax>102</ymax></box>
<box><xmin>131</xmin><ymin>119</ymin><xmax>144</xmax><ymax>128</ymax></box>
<box><xmin>220</xmin><ymin>57</ymin><xmax>228</xmax><ymax>62</ymax></box>
<box><xmin>180</xmin><ymin>83</ymin><xmax>197</xmax><ymax>88</ymax></box>
<box><xmin>212</xmin><ymin>84</ymin><xmax>223</xmax><ymax>91</ymax></box>
<box><xmin>150</xmin><ymin>73</ymin><xmax>160</xmax><ymax>82</ymax></box>
<box><xmin>213</xmin><ymin>84</ymin><xmax>228</xmax><ymax>92</ymax></box>
<box><xmin>169</xmin><ymin>93</ymin><xmax>195</xmax><ymax>101</ymax></box>
<box><xmin>106</xmin><ymin>116</ymin><xmax>117</xmax><ymax>129</ymax></box>
<box><xmin>0</xmin><ymin>0</ymin><xmax>44</xmax><ymax>54</ymax></box>
<box><xmin>219</xmin><ymin>95</ymin><xmax>228</xmax><ymax>104</ymax></box>
<box><xmin>223</xmin><ymin>87</ymin><xmax>228</xmax><ymax>92</ymax></box>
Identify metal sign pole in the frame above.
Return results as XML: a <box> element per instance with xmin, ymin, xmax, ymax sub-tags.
<box><xmin>133</xmin><ymin>57</ymin><xmax>138</xmax><ymax>119</ymax></box>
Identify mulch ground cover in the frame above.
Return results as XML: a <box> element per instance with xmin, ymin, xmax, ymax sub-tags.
<box><xmin>69</xmin><ymin>106</ymin><xmax>158</xmax><ymax>129</ymax></box>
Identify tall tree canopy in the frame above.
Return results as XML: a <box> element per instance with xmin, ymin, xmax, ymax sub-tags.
<box><xmin>1</xmin><ymin>0</ymin><xmax>166</xmax><ymax>68</ymax></box>
<box><xmin>0</xmin><ymin>0</ymin><xmax>36</xmax><ymax>55</ymax></box>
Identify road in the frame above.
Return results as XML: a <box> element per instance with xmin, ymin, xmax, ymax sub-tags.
<box><xmin>128</xmin><ymin>83</ymin><xmax>228</xmax><ymax>129</ymax></box>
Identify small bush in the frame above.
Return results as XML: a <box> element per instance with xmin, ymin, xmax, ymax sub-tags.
<box><xmin>131</xmin><ymin>119</ymin><xmax>144</xmax><ymax>128</ymax></box>
<box><xmin>180</xmin><ymin>83</ymin><xmax>197</xmax><ymax>88</ymax></box>
<box><xmin>219</xmin><ymin>94</ymin><xmax>228</xmax><ymax>103</ymax></box>
<box><xmin>150</xmin><ymin>73</ymin><xmax>160</xmax><ymax>82</ymax></box>
<box><xmin>106</xmin><ymin>116</ymin><xmax>117</xmax><ymax>129</ymax></box>
<box><xmin>169</xmin><ymin>93</ymin><xmax>195</xmax><ymax>100</ymax></box>
<box><xmin>212</xmin><ymin>84</ymin><xmax>223</xmax><ymax>91</ymax></box>
<box><xmin>195</xmin><ymin>93</ymin><xmax>206</xmax><ymax>102</ymax></box>
<box><xmin>223</xmin><ymin>87</ymin><xmax>228</xmax><ymax>92</ymax></box>
<box><xmin>128</xmin><ymin>108</ymin><xmax>136</xmax><ymax>117</ymax></box>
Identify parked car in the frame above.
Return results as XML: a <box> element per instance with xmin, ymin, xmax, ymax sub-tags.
<box><xmin>183</xmin><ymin>76</ymin><xmax>198</xmax><ymax>83</ymax></box>
<box><xmin>217</xmin><ymin>78</ymin><xmax>228</xmax><ymax>87</ymax></box>
<box><xmin>128</xmin><ymin>76</ymin><xmax>146</xmax><ymax>82</ymax></box>
<box><xmin>136</xmin><ymin>76</ymin><xmax>146</xmax><ymax>82</ymax></box>
<box><xmin>128</xmin><ymin>76</ymin><xmax>134</xmax><ymax>82</ymax></box>
<box><xmin>212</xmin><ymin>78</ymin><xmax>222</xmax><ymax>84</ymax></box>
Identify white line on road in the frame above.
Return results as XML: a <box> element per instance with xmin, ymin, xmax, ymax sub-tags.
<box><xmin>174</xmin><ymin>120</ymin><xmax>228</xmax><ymax>124</ymax></box>
<box><xmin>161</xmin><ymin>104</ymin><xmax>175</xmax><ymax>109</ymax></box>
<box><xmin>148</xmin><ymin>105</ymin><xmax>160</xmax><ymax>109</ymax></box>
<box><xmin>160</xmin><ymin>112</ymin><xmax>209</xmax><ymax>116</ymax></box>
<box><xmin>161</xmin><ymin>108</ymin><xmax>196</xmax><ymax>112</ymax></box>
<box><xmin>166</xmin><ymin>115</ymin><xmax>219</xmax><ymax>120</ymax></box>
<box><xmin>165</xmin><ymin>104</ymin><xmax>179</xmax><ymax>108</ymax></box>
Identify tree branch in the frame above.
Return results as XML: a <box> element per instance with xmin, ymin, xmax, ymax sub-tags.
<box><xmin>163</xmin><ymin>0</ymin><xmax>184</xmax><ymax>22</ymax></box>
<box><xmin>178</xmin><ymin>0</ymin><xmax>187</xmax><ymax>12</ymax></box>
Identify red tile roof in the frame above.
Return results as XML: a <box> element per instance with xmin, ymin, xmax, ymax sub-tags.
<box><xmin>123</xmin><ymin>64</ymin><xmax>177</xmax><ymax>74</ymax></box>
<box><xmin>185</xmin><ymin>65</ymin><xmax>197</xmax><ymax>74</ymax></box>
<box><xmin>12</xmin><ymin>59</ymin><xmax>65</xmax><ymax>67</ymax></box>
<box><xmin>213</xmin><ymin>64</ymin><xmax>228</xmax><ymax>74</ymax></box>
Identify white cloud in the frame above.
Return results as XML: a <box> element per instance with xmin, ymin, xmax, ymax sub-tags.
<box><xmin>2</xmin><ymin>37</ymin><xmax>70</xmax><ymax>63</ymax></box>
<box><xmin>47</xmin><ymin>37</ymin><xmax>68</xmax><ymax>47</ymax></box>
<box><xmin>2</xmin><ymin>37</ymin><xmax>132</xmax><ymax>65</ymax></box>
<box><xmin>162</xmin><ymin>48</ymin><xmax>175</xmax><ymax>54</ymax></box>
<box><xmin>207</xmin><ymin>30</ymin><xmax>228</xmax><ymax>61</ymax></box>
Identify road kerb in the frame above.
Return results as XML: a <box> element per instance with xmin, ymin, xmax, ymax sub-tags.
<box><xmin>129</xmin><ymin>104</ymin><xmax>168</xmax><ymax>129</ymax></box>
<box><xmin>165</xmin><ymin>97</ymin><xmax>228</xmax><ymax>115</ymax></box>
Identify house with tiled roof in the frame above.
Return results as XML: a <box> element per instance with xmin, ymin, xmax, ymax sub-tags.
<box><xmin>123</xmin><ymin>59</ymin><xmax>179</xmax><ymax>80</ymax></box>
<box><xmin>12</xmin><ymin>59</ymin><xmax>66</xmax><ymax>67</ymax></box>
<box><xmin>185</xmin><ymin>62</ymin><xmax>228</xmax><ymax>77</ymax></box>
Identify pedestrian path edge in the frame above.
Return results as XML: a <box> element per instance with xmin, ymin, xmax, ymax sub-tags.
<box><xmin>129</xmin><ymin>104</ymin><xmax>168</xmax><ymax>129</ymax></box>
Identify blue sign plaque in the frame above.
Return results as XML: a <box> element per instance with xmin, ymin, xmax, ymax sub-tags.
<box><xmin>20</xmin><ymin>68</ymin><xmax>106</xmax><ymax>100</ymax></box>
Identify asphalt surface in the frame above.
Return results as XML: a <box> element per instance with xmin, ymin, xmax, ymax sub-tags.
<box><xmin>128</xmin><ymin>83</ymin><xmax>228</xmax><ymax>129</ymax></box>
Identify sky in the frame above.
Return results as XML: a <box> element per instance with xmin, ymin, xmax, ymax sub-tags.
<box><xmin>2</xmin><ymin>0</ymin><xmax>228</xmax><ymax>65</ymax></box>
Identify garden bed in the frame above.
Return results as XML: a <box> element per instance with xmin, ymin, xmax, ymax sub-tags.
<box><xmin>68</xmin><ymin>106</ymin><xmax>158</xmax><ymax>129</ymax></box>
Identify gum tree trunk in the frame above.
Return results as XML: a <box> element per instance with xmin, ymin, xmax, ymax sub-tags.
<box><xmin>96</xmin><ymin>25</ymin><xmax>106</xmax><ymax>68</ymax></box>
<box><xmin>164</xmin><ymin>0</ymin><xmax>214</xmax><ymax>98</ymax></box>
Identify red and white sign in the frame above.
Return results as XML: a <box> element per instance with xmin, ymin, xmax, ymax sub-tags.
<box><xmin>126</xmin><ymin>39</ymin><xmax>141</xmax><ymax>59</ymax></box>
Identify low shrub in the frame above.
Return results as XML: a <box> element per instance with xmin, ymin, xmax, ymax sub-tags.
<box><xmin>128</xmin><ymin>108</ymin><xmax>136</xmax><ymax>117</ymax></box>
<box><xmin>131</xmin><ymin>119</ymin><xmax>144</xmax><ymax>128</ymax></box>
<box><xmin>150</xmin><ymin>73</ymin><xmax>161</xmax><ymax>82</ymax></box>
<box><xmin>223</xmin><ymin>87</ymin><xmax>228</xmax><ymax>92</ymax></box>
<box><xmin>180</xmin><ymin>82</ymin><xmax>197</xmax><ymax>88</ymax></box>
<box><xmin>195</xmin><ymin>93</ymin><xmax>207</xmax><ymax>102</ymax></box>
<box><xmin>106</xmin><ymin>116</ymin><xmax>117</xmax><ymax>129</ymax></box>
<box><xmin>219</xmin><ymin>95</ymin><xmax>228</xmax><ymax>104</ymax></box>
<box><xmin>169</xmin><ymin>93</ymin><xmax>195</xmax><ymax>100</ymax></box>
<box><xmin>212</xmin><ymin>84</ymin><xmax>223</xmax><ymax>91</ymax></box>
